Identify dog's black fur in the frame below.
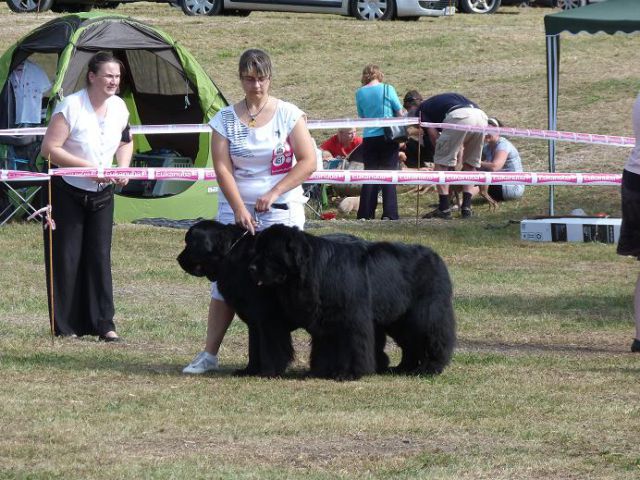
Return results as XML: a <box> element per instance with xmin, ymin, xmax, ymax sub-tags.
<box><xmin>177</xmin><ymin>220</ymin><xmax>295</xmax><ymax>377</ymax></box>
<box><xmin>249</xmin><ymin>224</ymin><xmax>456</xmax><ymax>378</ymax></box>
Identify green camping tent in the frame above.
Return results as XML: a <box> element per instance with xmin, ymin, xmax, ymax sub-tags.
<box><xmin>0</xmin><ymin>12</ymin><xmax>227</xmax><ymax>222</ymax></box>
<box><xmin>544</xmin><ymin>0</ymin><xmax>640</xmax><ymax>214</ymax></box>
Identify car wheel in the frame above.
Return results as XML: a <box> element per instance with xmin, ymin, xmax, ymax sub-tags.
<box><xmin>180</xmin><ymin>0</ymin><xmax>223</xmax><ymax>16</ymax></box>
<box><xmin>6</xmin><ymin>0</ymin><xmax>53</xmax><ymax>12</ymax></box>
<box><xmin>350</xmin><ymin>0</ymin><xmax>396</xmax><ymax>21</ymax></box>
<box><xmin>557</xmin><ymin>0</ymin><xmax>587</xmax><ymax>9</ymax></box>
<box><xmin>458</xmin><ymin>0</ymin><xmax>501</xmax><ymax>14</ymax></box>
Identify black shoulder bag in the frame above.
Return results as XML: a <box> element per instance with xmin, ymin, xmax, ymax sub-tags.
<box><xmin>383</xmin><ymin>84</ymin><xmax>408</xmax><ymax>144</ymax></box>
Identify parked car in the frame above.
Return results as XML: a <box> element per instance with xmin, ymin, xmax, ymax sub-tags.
<box><xmin>6</xmin><ymin>0</ymin><xmax>502</xmax><ymax>18</ymax></box>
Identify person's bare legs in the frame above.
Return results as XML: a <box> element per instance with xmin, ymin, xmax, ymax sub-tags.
<box><xmin>183</xmin><ymin>298</ymin><xmax>235</xmax><ymax>373</ymax></box>
<box><xmin>204</xmin><ymin>298</ymin><xmax>235</xmax><ymax>355</ymax></box>
<box><xmin>435</xmin><ymin>163</ymin><xmax>449</xmax><ymax>197</ymax></box>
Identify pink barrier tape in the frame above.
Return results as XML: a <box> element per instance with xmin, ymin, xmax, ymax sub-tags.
<box><xmin>0</xmin><ymin>119</ymin><xmax>635</xmax><ymax>147</ymax></box>
<box><xmin>422</xmin><ymin>122</ymin><xmax>635</xmax><ymax>148</ymax></box>
<box><xmin>0</xmin><ymin>169</ymin><xmax>49</xmax><ymax>181</ymax></box>
<box><xmin>47</xmin><ymin>168</ymin><xmax>622</xmax><ymax>186</ymax></box>
<box><xmin>0</xmin><ymin>126</ymin><xmax>46</xmax><ymax>136</ymax></box>
<box><xmin>307</xmin><ymin>117</ymin><xmax>418</xmax><ymax>129</ymax></box>
<box><xmin>129</xmin><ymin>124</ymin><xmax>212</xmax><ymax>134</ymax></box>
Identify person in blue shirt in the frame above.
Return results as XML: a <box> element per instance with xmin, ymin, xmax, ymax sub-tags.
<box><xmin>475</xmin><ymin>117</ymin><xmax>525</xmax><ymax>202</ymax></box>
<box><xmin>355</xmin><ymin>64</ymin><xmax>405</xmax><ymax>220</ymax></box>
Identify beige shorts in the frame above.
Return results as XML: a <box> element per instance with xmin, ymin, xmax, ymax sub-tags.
<box><xmin>434</xmin><ymin>107</ymin><xmax>488</xmax><ymax>168</ymax></box>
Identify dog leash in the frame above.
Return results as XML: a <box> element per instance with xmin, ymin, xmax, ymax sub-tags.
<box><xmin>227</xmin><ymin>203</ymin><xmax>290</xmax><ymax>254</ymax></box>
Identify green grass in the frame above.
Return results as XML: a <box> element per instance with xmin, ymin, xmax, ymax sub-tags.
<box><xmin>1</xmin><ymin>3</ymin><xmax>640</xmax><ymax>479</ymax></box>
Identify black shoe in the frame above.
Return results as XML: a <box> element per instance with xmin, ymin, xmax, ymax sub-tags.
<box><xmin>631</xmin><ymin>338</ymin><xmax>640</xmax><ymax>352</ymax></box>
<box><xmin>422</xmin><ymin>208</ymin><xmax>452</xmax><ymax>220</ymax></box>
<box><xmin>461</xmin><ymin>207</ymin><xmax>473</xmax><ymax>219</ymax></box>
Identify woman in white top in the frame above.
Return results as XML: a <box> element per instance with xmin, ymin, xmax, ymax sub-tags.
<box><xmin>183</xmin><ymin>49</ymin><xmax>317</xmax><ymax>374</ymax></box>
<box><xmin>40</xmin><ymin>51</ymin><xmax>132</xmax><ymax>342</ymax></box>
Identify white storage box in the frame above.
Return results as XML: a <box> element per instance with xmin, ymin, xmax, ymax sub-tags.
<box><xmin>520</xmin><ymin>217</ymin><xmax>621</xmax><ymax>244</ymax></box>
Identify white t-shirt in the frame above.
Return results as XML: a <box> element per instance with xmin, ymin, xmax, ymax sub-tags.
<box><xmin>9</xmin><ymin>59</ymin><xmax>51</xmax><ymax>125</ymax></box>
<box><xmin>53</xmin><ymin>89</ymin><xmax>129</xmax><ymax>191</ymax></box>
<box><xmin>209</xmin><ymin>100</ymin><xmax>307</xmax><ymax>206</ymax></box>
<box><xmin>625</xmin><ymin>94</ymin><xmax>640</xmax><ymax>175</ymax></box>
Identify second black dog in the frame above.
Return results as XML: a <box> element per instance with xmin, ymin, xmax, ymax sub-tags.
<box><xmin>249</xmin><ymin>224</ymin><xmax>456</xmax><ymax>378</ymax></box>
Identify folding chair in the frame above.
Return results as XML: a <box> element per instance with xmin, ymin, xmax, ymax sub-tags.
<box><xmin>303</xmin><ymin>157</ymin><xmax>347</xmax><ymax>218</ymax></box>
<box><xmin>0</xmin><ymin>155</ymin><xmax>43</xmax><ymax>225</ymax></box>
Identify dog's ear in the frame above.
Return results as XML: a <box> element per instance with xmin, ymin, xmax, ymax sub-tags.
<box><xmin>285</xmin><ymin>228</ymin><xmax>312</xmax><ymax>278</ymax></box>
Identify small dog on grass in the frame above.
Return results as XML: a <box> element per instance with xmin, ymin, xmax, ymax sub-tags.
<box><xmin>337</xmin><ymin>196</ymin><xmax>360</xmax><ymax>215</ymax></box>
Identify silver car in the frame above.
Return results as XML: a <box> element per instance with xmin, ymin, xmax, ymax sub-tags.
<box><xmin>6</xmin><ymin>0</ymin><xmax>501</xmax><ymax>18</ymax></box>
<box><xmin>179</xmin><ymin>0</ymin><xmax>454</xmax><ymax>19</ymax></box>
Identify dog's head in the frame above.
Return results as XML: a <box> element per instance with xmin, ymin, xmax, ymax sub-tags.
<box><xmin>248</xmin><ymin>224</ymin><xmax>311</xmax><ymax>286</ymax></box>
<box><xmin>177</xmin><ymin>220</ymin><xmax>245</xmax><ymax>282</ymax></box>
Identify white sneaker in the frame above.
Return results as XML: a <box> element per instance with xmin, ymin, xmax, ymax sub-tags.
<box><xmin>182</xmin><ymin>351</ymin><xmax>219</xmax><ymax>374</ymax></box>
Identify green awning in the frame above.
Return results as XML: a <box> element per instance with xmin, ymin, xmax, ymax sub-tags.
<box><xmin>545</xmin><ymin>0</ymin><xmax>640</xmax><ymax>36</ymax></box>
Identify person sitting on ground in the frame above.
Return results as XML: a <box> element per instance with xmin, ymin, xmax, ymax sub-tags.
<box><xmin>470</xmin><ymin>117</ymin><xmax>525</xmax><ymax>202</ymax></box>
<box><xmin>320</xmin><ymin>127</ymin><xmax>362</xmax><ymax>167</ymax></box>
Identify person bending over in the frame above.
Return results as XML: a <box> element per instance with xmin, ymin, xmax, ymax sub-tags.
<box><xmin>419</xmin><ymin>92</ymin><xmax>488</xmax><ymax>219</ymax></box>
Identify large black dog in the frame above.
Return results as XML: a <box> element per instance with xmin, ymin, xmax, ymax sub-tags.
<box><xmin>249</xmin><ymin>224</ymin><xmax>456</xmax><ymax>378</ymax></box>
<box><xmin>177</xmin><ymin>220</ymin><xmax>296</xmax><ymax>377</ymax></box>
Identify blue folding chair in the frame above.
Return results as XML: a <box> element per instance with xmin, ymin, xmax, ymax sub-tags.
<box><xmin>0</xmin><ymin>155</ymin><xmax>43</xmax><ymax>225</ymax></box>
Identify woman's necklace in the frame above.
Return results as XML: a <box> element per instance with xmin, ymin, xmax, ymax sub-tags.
<box><xmin>245</xmin><ymin>96</ymin><xmax>269</xmax><ymax>128</ymax></box>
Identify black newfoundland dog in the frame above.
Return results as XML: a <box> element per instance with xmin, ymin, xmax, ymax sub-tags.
<box><xmin>249</xmin><ymin>224</ymin><xmax>456</xmax><ymax>379</ymax></box>
<box><xmin>177</xmin><ymin>220</ymin><xmax>296</xmax><ymax>377</ymax></box>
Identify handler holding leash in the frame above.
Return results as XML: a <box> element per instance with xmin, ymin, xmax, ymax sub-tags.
<box><xmin>40</xmin><ymin>51</ymin><xmax>132</xmax><ymax>341</ymax></box>
<box><xmin>617</xmin><ymin>93</ymin><xmax>640</xmax><ymax>353</ymax></box>
<box><xmin>183</xmin><ymin>49</ymin><xmax>317</xmax><ymax>374</ymax></box>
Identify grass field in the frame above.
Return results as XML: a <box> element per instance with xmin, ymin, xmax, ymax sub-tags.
<box><xmin>1</xmin><ymin>3</ymin><xmax>639</xmax><ymax>479</ymax></box>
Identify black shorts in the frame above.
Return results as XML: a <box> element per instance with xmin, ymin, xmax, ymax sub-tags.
<box><xmin>617</xmin><ymin>169</ymin><xmax>640</xmax><ymax>259</ymax></box>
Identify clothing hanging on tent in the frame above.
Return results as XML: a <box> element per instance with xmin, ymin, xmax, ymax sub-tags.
<box><xmin>9</xmin><ymin>59</ymin><xmax>51</xmax><ymax>125</ymax></box>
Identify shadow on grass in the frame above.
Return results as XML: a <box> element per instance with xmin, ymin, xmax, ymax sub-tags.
<box><xmin>0</xmin><ymin>348</ymin><xmax>315</xmax><ymax>380</ymax></box>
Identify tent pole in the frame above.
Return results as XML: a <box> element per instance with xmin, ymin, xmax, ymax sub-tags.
<box><xmin>546</xmin><ymin>34</ymin><xmax>559</xmax><ymax>216</ymax></box>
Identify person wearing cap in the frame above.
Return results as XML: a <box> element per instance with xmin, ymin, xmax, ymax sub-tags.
<box><xmin>418</xmin><ymin>92</ymin><xmax>488</xmax><ymax>219</ymax></box>
<box><xmin>473</xmin><ymin>117</ymin><xmax>525</xmax><ymax>202</ymax></box>
<box><xmin>617</xmin><ymin>93</ymin><xmax>640</xmax><ymax>353</ymax></box>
